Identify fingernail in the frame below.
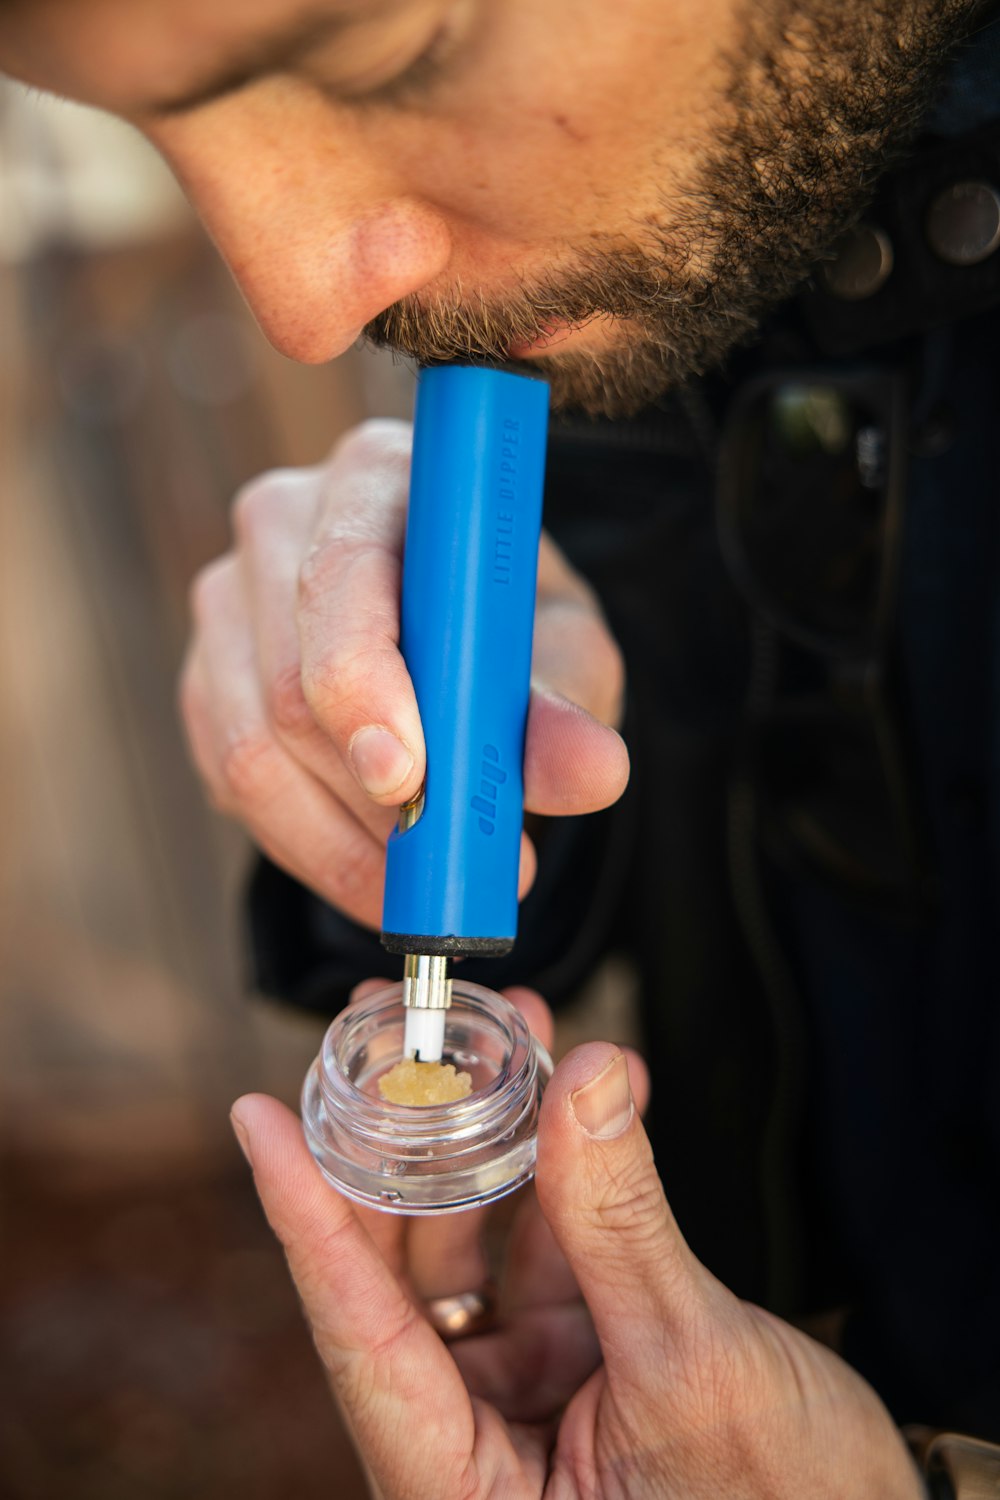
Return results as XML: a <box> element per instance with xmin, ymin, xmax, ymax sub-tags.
<box><xmin>230</xmin><ymin>1110</ymin><xmax>253</xmax><ymax>1167</ymax></box>
<box><xmin>571</xmin><ymin>1053</ymin><xmax>633</xmax><ymax>1140</ymax></box>
<box><xmin>349</xmin><ymin>725</ymin><xmax>414</xmax><ymax>798</ymax></box>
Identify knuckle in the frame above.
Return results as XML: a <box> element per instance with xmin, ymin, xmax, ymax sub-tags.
<box><xmin>317</xmin><ymin>423</ymin><xmax>412</xmax><ymax>544</ymax></box>
<box><xmin>265</xmin><ymin>662</ymin><xmax>315</xmax><ymax>742</ymax></box>
<box><xmin>187</xmin><ymin>554</ymin><xmax>235</xmax><ymax>629</ymax></box>
<box><xmin>331</xmin><ymin>417</ymin><xmax>412</xmax><ymax>473</ymax></box>
<box><xmin>317</xmin><ymin>1295</ymin><xmax>422</xmax><ymax>1431</ymax></box>
<box><xmin>217</xmin><ymin>730</ymin><xmax>282</xmax><ymax>809</ymax></box>
<box><xmin>296</xmin><ymin>540</ymin><xmax>340</xmax><ymax>615</ymax></box>
<box><xmin>231</xmin><ymin>469</ymin><xmax>296</xmax><ymax>543</ymax></box>
<box><xmin>314</xmin><ymin>834</ymin><xmax>384</xmax><ymax>911</ymax></box>
<box><xmin>296</xmin><ymin>531</ymin><xmax>395</xmax><ymax>619</ymax></box>
<box><xmin>587</xmin><ymin>1153</ymin><xmax>668</xmax><ymax>1248</ymax></box>
<box><xmin>297</xmin><ymin>537</ymin><xmax>399</xmax><ymax>627</ymax></box>
<box><xmin>301</xmin><ymin>642</ymin><xmax>398</xmax><ymax>730</ymax></box>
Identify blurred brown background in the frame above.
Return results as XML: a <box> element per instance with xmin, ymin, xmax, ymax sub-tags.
<box><xmin>0</xmin><ymin>82</ymin><xmax>421</xmax><ymax>1499</ymax></box>
<box><xmin>0</xmin><ymin>83</ymin><xmax>638</xmax><ymax>1499</ymax></box>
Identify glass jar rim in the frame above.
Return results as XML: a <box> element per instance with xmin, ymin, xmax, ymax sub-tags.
<box><xmin>317</xmin><ymin>982</ymin><xmax>536</xmax><ymax>1138</ymax></box>
<box><xmin>302</xmin><ymin>980</ymin><xmax>552</xmax><ymax>1214</ymax></box>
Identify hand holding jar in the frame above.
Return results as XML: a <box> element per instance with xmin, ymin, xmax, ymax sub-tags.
<box><xmin>230</xmin><ymin>987</ymin><xmax>924</xmax><ymax>1500</ymax></box>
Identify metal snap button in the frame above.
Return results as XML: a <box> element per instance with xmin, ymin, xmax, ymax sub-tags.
<box><xmin>818</xmin><ymin>223</ymin><xmax>894</xmax><ymax>300</ymax></box>
<box><xmin>925</xmin><ymin>181</ymin><xmax>1000</xmax><ymax>266</ymax></box>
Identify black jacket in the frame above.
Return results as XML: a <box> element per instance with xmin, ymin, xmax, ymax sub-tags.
<box><xmin>249</xmin><ymin>24</ymin><xmax>1000</xmax><ymax>1437</ymax></box>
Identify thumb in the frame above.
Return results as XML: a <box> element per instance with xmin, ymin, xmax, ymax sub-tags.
<box><xmin>534</xmin><ymin>1043</ymin><xmax>716</xmax><ymax>1388</ymax></box>
<box><xmin>523</xmin><ymin>685</ymin><xmax>630</xmax><ymax>817</ymax></box>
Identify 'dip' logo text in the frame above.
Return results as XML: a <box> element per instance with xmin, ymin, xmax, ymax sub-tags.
<box><xmin>470</xmin><ymin>745</ymin><xmax>506</xmax><ymax>834</ymax></box>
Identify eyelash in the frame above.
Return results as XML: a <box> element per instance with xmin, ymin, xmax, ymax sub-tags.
<box><xmin>354</xmin><ymin>17</ymin><xmax>462</xmax><ymax>107</ymax></box>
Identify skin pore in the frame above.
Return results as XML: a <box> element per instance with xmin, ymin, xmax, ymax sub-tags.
<box><xmin>0</xmin><ymin>0</ymin><xmax>978</xmax><ymax>415</ymax></box>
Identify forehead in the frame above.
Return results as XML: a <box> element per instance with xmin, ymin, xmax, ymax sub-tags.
<box><xmin>0</xmin><ymin>0</ymin><xmax>414</xmax><ymax>113</ymax></box>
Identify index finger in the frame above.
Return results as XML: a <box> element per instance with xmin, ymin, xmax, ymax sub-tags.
<box><xmin>297</xmin><ymin>421</ymin><xmax>426</xmax><ymax>807</ymax></box>
<box><xmin>232</xmin><ymin>1093</ymin><xmax>478</xmax><ymax>1498</ymax></box>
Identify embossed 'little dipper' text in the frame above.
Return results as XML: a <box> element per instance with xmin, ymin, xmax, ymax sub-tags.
<box><xmin>494</xmin><ymin>418</ymin><xmax>520</xmax><ymax>583</ymax></box>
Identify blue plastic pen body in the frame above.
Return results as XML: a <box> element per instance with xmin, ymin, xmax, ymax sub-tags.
<box><xmin>380</xmin><ymin>365</ymin><xmax>549</xmax><ymax>1057</ymax></box>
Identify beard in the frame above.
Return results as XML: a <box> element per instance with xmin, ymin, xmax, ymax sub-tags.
<box><xmin>365</xmin><ymin>0</ymin><xmax>978</xmax><ymax>418</ymax></box>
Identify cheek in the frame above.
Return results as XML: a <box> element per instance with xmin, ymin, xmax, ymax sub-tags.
<box><xmin>377</xmin><ymin>3</ymin><xmax>737</xmax><ymax>249</ymax></box>
<box><xmin>380</xmin><ymin>105</ymin><xmax>646</xmax><ymax>250</ymax></box>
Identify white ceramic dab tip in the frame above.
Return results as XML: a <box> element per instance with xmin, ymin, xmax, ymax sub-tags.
<box><xmin>403</xmin><ymin>1004</ymin><xmax>446</xmax><ymax>1063</ymax></box>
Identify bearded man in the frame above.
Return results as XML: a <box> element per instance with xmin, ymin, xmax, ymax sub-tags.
<box><xmin>3</xmin><ymin>1</ymin><xmax>1000</xmax><ymax>1494</ymax></box>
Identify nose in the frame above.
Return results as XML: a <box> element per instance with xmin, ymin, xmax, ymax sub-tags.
<box><xmin>155</xmin><ymin>93</ymin><xmax>453</xmax><ymax>363</ymax></box>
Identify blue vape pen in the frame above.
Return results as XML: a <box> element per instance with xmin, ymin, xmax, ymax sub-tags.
<box><xmin>380</xmin><ymin>365</ymin><xmax>549</xmax><ymax>1059</ymax></box>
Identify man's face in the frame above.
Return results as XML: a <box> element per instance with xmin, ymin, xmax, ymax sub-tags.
<box><xmin>0</xmin><ymin>0</ymin><xmax>972</xmax><ymax>414</ymax></box>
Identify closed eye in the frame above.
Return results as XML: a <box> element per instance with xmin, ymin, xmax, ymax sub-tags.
<box><xmin>308</xmin><ymin>2</ymin><xmax>473</xmax><ymax>108</ymax></box>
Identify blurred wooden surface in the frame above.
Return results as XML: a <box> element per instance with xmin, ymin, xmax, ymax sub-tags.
<box><xmin>0</xmin><ymin>203</ymin><xmax>418</xmax><ymax>1494</ymax></box>
<box><xmin>0</xmin><ymin>231</ymin><xmax>415</xmax><ymax>1175</ymax></box>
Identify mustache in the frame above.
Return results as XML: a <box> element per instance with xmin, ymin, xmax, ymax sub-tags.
<box><xmin>362</xmin><ymin>248</ymin><xmax>689</xmax><ymax>367</ymax></box>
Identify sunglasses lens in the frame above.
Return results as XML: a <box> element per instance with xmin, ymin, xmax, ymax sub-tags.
<box><xmin>726</xmin><ymin>383</ymin><xmax>888</xmax><ymax>650</ymax></box>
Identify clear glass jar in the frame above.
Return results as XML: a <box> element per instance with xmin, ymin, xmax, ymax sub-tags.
<box><xmin>301</xmin><ymin>981</ymin><xmax>552</xmax><ymax>1214</ymax></box>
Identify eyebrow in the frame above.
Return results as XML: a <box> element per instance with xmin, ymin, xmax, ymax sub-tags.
<box><xmin>148</xmin><ymin>7</ymin><xmax>365</xmax><ymax>116</ymax></box>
